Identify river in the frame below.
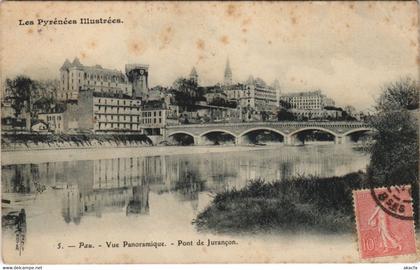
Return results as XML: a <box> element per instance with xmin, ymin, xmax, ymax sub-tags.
<box><xmin>4</xmin><ymin>144</ymin><xmax>408</xmax><ymax>263</ymax></box>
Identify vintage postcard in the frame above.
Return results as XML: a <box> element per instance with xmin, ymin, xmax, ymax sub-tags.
<box><xmin>0</xmin><ymin>1</ymin><xmax>419</xmax><ymax>264</ymax></box>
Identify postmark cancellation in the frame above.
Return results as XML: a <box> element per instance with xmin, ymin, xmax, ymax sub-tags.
<box><xmin>353</xmin><ymin>185</ymin><xmax>417</xmax><ymax>260</ymax></box>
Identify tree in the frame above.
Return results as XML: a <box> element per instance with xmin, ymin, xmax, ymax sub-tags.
<box><xmin>368</xmin><ymin>77</ymin><xmax>419</xmax><ymax>186</ymax></box>
<box><xmin>277</xmin><ymin>109</ymin><xmax>296</xmax><ymax>121</ymax></box>
<box><xmin>5</xmin><ymin>76</ymin><xmax>36</xmax><ymax>130</ymax></box>
<box><xmin>279</xmin><ymin>100</ymin><xmax>292</xmax><ymax>110</ymax></box>
<box><xmin>277</xmin><ymin>100</ymin><xmax>296</xmax><ymax>121</ymax></box>
<box><xmin>260</xmin><ymin>110</ymin><xmax>269</xmax><ymax>121</ymax></box>
<box><xmin>375</xmin><ymin>77</ymin><xmax>419</xmax><ymax>112</ymax></box>
<box><xmin>6</xmin><ymin>76</ymin><xmax>31</xmax><ymax>118</ymax></box>
<box><xmin>171</xmin><ymin>77</ymin><xmax>205</xmax><ymax>107</ymax></box>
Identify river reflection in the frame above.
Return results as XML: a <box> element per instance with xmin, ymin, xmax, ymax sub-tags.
<box><xmin>2</xmin><ymin>145</ymin><xmax>369</xmax><ymax>255</ymax></box>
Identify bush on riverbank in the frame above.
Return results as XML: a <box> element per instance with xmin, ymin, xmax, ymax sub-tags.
<box><xmin>1</xmin><ymin>133</ymin><xmax>153</xmax><ymax>148</ymax></box>
<box><xmin>194</xmin><ymin>172</ymin><xmax>373</xmax><ymax>234</ymax></box>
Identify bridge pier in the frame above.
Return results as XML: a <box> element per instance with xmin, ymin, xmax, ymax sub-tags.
<box><xmin>194</xmin><ymin>136</ymin><xmax>202</xmax><ymax>145</ymax></box>
<box><xmin>284</xmin><ymin>135</ymin><xmax>304</xmax><ymax>146</ymax></box>
<box><xmin>284</xmin><ymin>135</ymin><xmax>291</xmax><ymax>145</ymax></box>
<box><xmin>334</xmin><ymin>136</ymin><xmax>343</xmax><ymax>144</ymax></box>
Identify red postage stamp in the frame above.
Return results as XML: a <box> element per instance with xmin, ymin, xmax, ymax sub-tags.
<box><xmin>353</xmin><ymin>185</ymin><xmax>417</xmax><ymax>259</ymax></box>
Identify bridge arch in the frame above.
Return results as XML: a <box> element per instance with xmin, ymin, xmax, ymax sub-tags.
<box><xmin>199</xmin><ymin>129</ymin><xmax>237</xmax><ymax>138</ymax></box>
<box><xmin>168</xmin><ymin>131</ymin><xmax>197</xmax><ymax>138</ymax></box>
<box><xmin>199</xmin><ymin>129</ymin><xmax>237</xmax><ymax>145</ymax></box>
<box><xmin>238</xmin><ymin>127</ymin><xmax>287</xmax><ymax>138</ymax></box>
<box><xmin>342</xmin><ymin>127</ymin><xmax>375</xmax><ymax>136</ymax></box>
<box><xmin>289</xmin><ymin>127</ymin><xmax>339</xmax><ymax>138</ymax></box>
<box><xmin>167</xmin><ymin>131</ymin><xmax>197</xmax><ymax>145</ymax></box>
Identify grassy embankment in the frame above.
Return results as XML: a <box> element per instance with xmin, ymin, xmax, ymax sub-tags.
<box><xmin>1</xmin><ymin>133</ymin><xmax>152</xmax><ymax>148</ymax></box>
<box><xmin>194</xmin><ymin>172</ymin><xmax>419</xmax><ymax>234</ymax></box>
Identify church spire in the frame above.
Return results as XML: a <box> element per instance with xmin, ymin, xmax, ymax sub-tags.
<box><xmin>224</xmin><ymin>57</ymin><xmax>232</xmax><ymax>86</ymax></box>
<box><xmin>189</xmin><ymin>66</ymin><xmax>198</xmax><ymax>85</ymax></box>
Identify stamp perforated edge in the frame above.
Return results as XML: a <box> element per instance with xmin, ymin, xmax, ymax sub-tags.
<box><xmin>352</xmin><ymin>185</ymin><xmax>418</xmax><ymax>261</ymax></box>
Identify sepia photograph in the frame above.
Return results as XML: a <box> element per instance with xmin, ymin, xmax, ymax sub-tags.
<box><xmin>0</xmin><ymin>1</ymin><xmax>419</xmax><ymax>265</ymax></box>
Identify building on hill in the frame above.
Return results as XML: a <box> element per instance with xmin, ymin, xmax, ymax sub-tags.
<box><xmin>279</xmin><ymin>90</ymin><xmax>340</xmax><ymax>120</ymax></box>
<box><xmin>58</xmin><ymin>58</ymin><xmax>133</xmax><ymax>101</ymax></box>
<box><xmin>224</xmin><ymin>83</ymin><xmax>248</xmax><ymax>101</ymax></box>
<box><xmin>222</xmin><ymin>77</ymin><xmax>278</xmax><ymax>112</ymax></box>
<box><xmin>246</xmin><ymin>77</ymin><xmax>277</xmax><ymax>110</ymax></box>
<box><xmin>279</xmin><ymin>90</ymin><xmax>335</xmax><ymax>110</ymax></box>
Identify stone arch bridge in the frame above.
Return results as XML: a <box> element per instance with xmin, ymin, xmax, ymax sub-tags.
<box><xmin>165</xmin><ymin>121</ymin><xmax>373</xmax><ymax>145</ymax></box>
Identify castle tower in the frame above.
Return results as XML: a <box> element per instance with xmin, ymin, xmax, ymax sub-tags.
<box><xmin>125</xmin><ymin>64</ymin><xmax>149</xmax><ymax>99</ymax></box>
<box><xmin>58</xmin><ymin>59</ymin><xmax>72</xmax><ymax>101</ymax></box>
<box><xmin>224</xmin><ymin>58</ymin><xmax>233</xmax><ymax>86</ymax></box>
<box><xmin>190</xmin><ymin>67</ymin><xmax>198</xmax><ymax>85</ymax></box>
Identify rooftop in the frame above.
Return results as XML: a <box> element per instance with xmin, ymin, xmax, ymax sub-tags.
<box><xmin>60</xmin><ymin>58</ymin><xmax>125</xmax><ymax>76</ymax></box>
<box><xmin>142</xmin><ymin>100</ymin><xmax>167</xmax><ymax>110</ymax></box>
<box><xmin>281</xmin><ymin>90</ymin><xmax>324</xmax><ymax>97</ymax></box>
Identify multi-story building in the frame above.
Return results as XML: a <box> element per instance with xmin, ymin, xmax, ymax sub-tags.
<box><xmin>223</xmin><ymin>78</ymin><xmax>279</xmax><ymax>112</ymax></box>
<box><xmin>279</xmin><ymin>90</ymin><xmax>340</xmax><ymax>120</ymax></box>
<box><xmin>141</xmin><ymin>100</ymin><xmax>167</xmax><ymax>136</ymax></box>
<box><xmin>224</xmin><ymin>83</ymin><xmax>247</xmax><ymax>101</ymax></box>
<box><xmin>279</xmin><ymin>90</ymin><xmax>335</xmax><ymax>110</ymax></box>
<box><xmin>58</xmin><ymin>58</ymin><xmax>133</xmax><ymax>101</ymax></box>
<box><xmin>77</xmin><ymin>89</ymin><xmax>143</xmax><ymax>133</ymax></box>
<box><xmin>238</xmin><ymin>77</ymin><xmax>278</xmax><ymax>110</ymax></box>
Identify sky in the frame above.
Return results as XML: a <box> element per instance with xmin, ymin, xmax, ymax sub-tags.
<box><xmin>1</xmin><ymin>1</ymin><xmax>418</xmax><ymax>110</ymax></box>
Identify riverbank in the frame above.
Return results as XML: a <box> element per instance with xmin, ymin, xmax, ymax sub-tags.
<box><xmin>193</xmin><ymin>172</ymin><xmax>371</xmax><ymax>234</ymax></box>
<box><xmin>194</xmin><ymin>173</ymin><xmax>420</xmax><ymax>234</ymax></box>
<box><xmin>1</xmin><ymin>133</ymin><xmax>154</xmax><ymax>151</ymax></box>
<box><xmin>1</xmin><ymin>144</ymin><xmax>288</xmax><ymax>165</ymax></box>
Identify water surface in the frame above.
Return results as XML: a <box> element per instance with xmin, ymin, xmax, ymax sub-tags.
<box><xmin>2</xmin><ymin>144</ymin><xmax>370</xmax><ymax>262</ymax></box>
